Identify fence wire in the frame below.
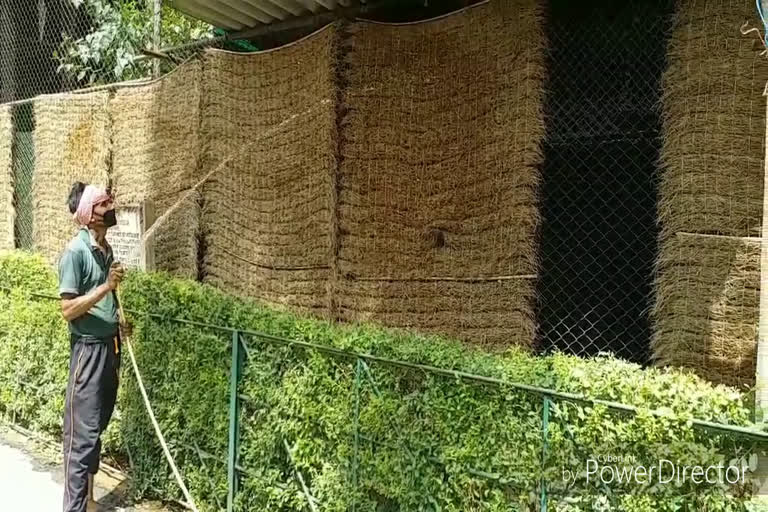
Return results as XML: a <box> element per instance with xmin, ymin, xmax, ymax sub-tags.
<box><xmin>11</xmin><ymin>103</ymin><xmax>34</xmax><ymax>250</ymax></box>
<box><xmin>535</xmin><ymin>0</ymin><xmax>767</xmax><ymax>390</ymax></box>
<box><xmin>535</xmin><ymin>0</ymin><xmax>675</xmax><ymax>364</ymax></box>
<box><xmin>0</xmin><ymin>0</ymin><xmax>223</xmax><ymax>251</ymax></box>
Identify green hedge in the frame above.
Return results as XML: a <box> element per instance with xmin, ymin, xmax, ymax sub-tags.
<box><xmin>0</xmin><ymin>250</ymin><xmax>765</xmax><ymax>512</ymax></box>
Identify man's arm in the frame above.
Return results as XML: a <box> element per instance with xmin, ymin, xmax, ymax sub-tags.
<box><xmin>59</xmin><ymin>247</ymin><xmax>124</xmax><ymax>321</ymax></box>
<box><xmin>60</xmin><ymin>286</ymin><xmax>113</xmax><ymax>322</ymax></box>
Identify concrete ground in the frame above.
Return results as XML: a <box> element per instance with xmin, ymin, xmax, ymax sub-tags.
<box><xmin>0</xmin><ymin>425</ymin><xmax>174</xmax><ymax>512</ymax></box>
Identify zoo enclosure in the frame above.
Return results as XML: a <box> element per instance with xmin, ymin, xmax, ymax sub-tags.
<box><xmin>0</xmin><ymin>0</ymin><xmax>765</xmax><ymax>390</ymax></box>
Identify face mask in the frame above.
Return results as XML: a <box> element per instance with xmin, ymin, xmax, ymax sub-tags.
<box><xmin>103</xmin><ymin>209</ymin><xmax>117</xmax><ymax>228</ymax></box>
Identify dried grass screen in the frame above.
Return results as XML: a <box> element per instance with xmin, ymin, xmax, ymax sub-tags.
<box><xmin>15</xmin><ymin>1</ymin><xmax>546</xmax><ymax>351</ymax></box>
<box><xmin>31</xmin><ymin>68</ymin><xmax>204</xmax><ymax>276</ymax></box>
<box><xmin>652</xmin><ymin>0</ymin><xmax>768</xmax><ymax>387</ymax></box>
<box><xmin>200</xmin><ymin>28</ymin><xmax>337</xmax><ymax>317</ymax></box>
<box><xmin>337</xmin><ymin>1</ymin><xmax>545</xmax><ymax>347</ymax></box>
<box><xmin>32</xmin><ymin>92</ymin><xmax>111</xmax><ymax>262</ymax></box>
<box><xmin>199</xmin><ymin>0</ymin><xmax>546</xmax><ymax>347</ymax></box>
<box><xmin>111</xmin><ymin>61</ymin><xmax>204</xmax><ymax>279</ymax></box>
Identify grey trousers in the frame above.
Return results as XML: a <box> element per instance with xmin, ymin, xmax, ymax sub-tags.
<box><xmin>62</xmin><ymin>334</ymin><xmax>121</xmax><ymax>512</ymax></box>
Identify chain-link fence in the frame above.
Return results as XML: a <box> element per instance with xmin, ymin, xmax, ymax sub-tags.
<box><xmin>11</xmin><ymin>103</ymin><xmax>34</xmax><ymax>250</ymax></box>
<box><xmin>0</xmin><ymin>0</ymin><xmax>86</xmax><ymax>103</ymax></box>
<box><xmin>535</xmin><ymin>0</ymin><xmax>767</xmax><ymax>388</ymax></box>
<box><xmin>0</xmin><ymin>1</ymin><xmax>207</xmax><ymax>102</ymax></box>
<box><xmin>0</xmin><ymin>0</ymin><xmax>223</xmax><ymax>251</ymax></box>
<box><xmin>535</xmin><ymin>0</ymin><xmax>675</xmax><ymax>364</ymax></box>
<box><xmin>0</xmin><ymin>0</ymin><xmax>766</xmax><ymax>387</ymax></box>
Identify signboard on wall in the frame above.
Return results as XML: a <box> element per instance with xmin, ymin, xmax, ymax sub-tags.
<box><xmin>107</xmin><ymin>202</ymin><xmax>155</xmax><ymax>271</ymax></box>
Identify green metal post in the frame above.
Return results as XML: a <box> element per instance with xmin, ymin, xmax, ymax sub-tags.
<box><xmin>227</xmin><ymin>330</ymin><xmax>242</xmax><ymax>512</ymax></box>
<box><xmin>540</xmin><ymin>396</ymin><xmax>550</xmax><ymax>512</ymax></box>
<box><xmin>352</xmin><ymin>358</ymin><xmax>362</xmax><ymax>511</ymax></box>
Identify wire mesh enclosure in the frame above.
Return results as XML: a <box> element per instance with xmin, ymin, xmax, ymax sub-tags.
<box><xmin>0</xmin><ymin>0</ymin><xmax>218</xmax><ymax>255</ymax></box>
<box><xmin>0</xmin><ymin>0</ymin><xmax>88</xmax><ymax>103</ymax></box>
<box><xmin>0</xmin><ymin>0</ymin><xmax>766</xmax><ymax>389</ymax></box>
<box><xmin>11</xmin><ymin>103</ymin><xmax>35</xmax><ymax>251</ymax></box>
<box><xmin>0</xmin><ymin>0</ymin><xmax>218</xmax><ymax>102</ymax></box>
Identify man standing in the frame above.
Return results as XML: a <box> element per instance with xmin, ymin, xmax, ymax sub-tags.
<box><xmin>59</xmin><ymin>181</ymin><xmax>128</xmax><ymax>512</ymax></box>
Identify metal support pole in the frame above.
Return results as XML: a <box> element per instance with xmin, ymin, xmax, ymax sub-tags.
<box><xmin>227</xmin><ymin>330</ymin><xmax>242</xmax><ymax>512</ymax></box>
<box><xmin>757</xmin><ymin>2</ymin><xmax>768</xmax><ymax>423</ymax></box>
<box><xmin>152</xmin><ymin>0</ymin><xmax>162</xmax><ymax>77</ymax></box>
<box><xmin>756</xmin><ymin>74</ymin><xmax>768</xmax><ymax>422</ymax></box>
<box><xmin>752</xmin><ymin>61</ymin><xmax>768</xmax><ymax>493</ymax></box>
<box><xmin>352</xmin><ymin>358</ymin><xmax>362</xmax><ymax>511</ymax></box>
<box><xmin>540</xmin><ymin>396</ymin><xmax>550</xmax><ymax>512</ymax></box>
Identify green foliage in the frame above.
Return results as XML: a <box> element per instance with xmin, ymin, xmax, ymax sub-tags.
<box><xmin>0</xmin><ymin>251</ymin><xmax>766</xmax><ymax>511</ymax></box>
<box><xmin>55</xmin><ymin>0</ymin><xmax>213</xmax><ymax>85</ymax></box>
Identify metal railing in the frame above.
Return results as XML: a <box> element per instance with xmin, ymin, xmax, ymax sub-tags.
<box><xmin>3</xmin><ymin>286</ymin><xmax>768</xmax><ymax>511</ymax></box>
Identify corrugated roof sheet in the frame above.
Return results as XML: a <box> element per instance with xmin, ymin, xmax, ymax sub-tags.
<box><xmin>170</xmin><ymin>0</ymin><xmax>358</xmax><ymax>30</ymax></box>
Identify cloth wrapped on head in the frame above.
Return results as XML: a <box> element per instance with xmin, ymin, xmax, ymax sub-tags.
<box><xmin>74</xmin><ymin>185</ymin><xmax>110</xmax><ymax>227</ymax></box>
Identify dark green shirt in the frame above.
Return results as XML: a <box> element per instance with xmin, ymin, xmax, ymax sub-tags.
<box><xmin>58</xmin><ymin>228</ymin><xmax>119</xmax><ymax>339</ymax></box>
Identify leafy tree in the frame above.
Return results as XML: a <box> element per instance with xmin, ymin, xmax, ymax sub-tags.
<box><xmin>55</xmin><ymin>0</ymin><xmax>212</xmax><ymax>85</ymax></box>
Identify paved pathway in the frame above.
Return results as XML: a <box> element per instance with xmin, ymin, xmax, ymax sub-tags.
<box><xmin>0</xmin><ymin>427</ymin><xmax>170</xmax><ymax>511</ymax></box>
<box><xmin>0</xmin><ymin>440</ymin><xmax>63</xmax><ymax>510</ymax></box>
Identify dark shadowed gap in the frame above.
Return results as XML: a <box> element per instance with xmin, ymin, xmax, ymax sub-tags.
<box><xmin>536</xmin><ymin>0</ymin><xmax>674</xmax><ymax>363</ymax></box>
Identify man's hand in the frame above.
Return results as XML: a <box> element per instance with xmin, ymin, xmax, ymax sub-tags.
<box><xmin>107</xmin><ymin>262</ymin><xmax>125</xmax><ymax>291</ymax></box>
<box><xmin>120</xmin><ymin>318</ymin><xmax>133</xmax><ymax>338</ymax></box>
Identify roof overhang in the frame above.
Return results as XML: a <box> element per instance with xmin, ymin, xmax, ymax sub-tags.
<box><xmin>168</xmin><ymin>0</ymin><xmax>361</xmax><ymax>31</ymax></box>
